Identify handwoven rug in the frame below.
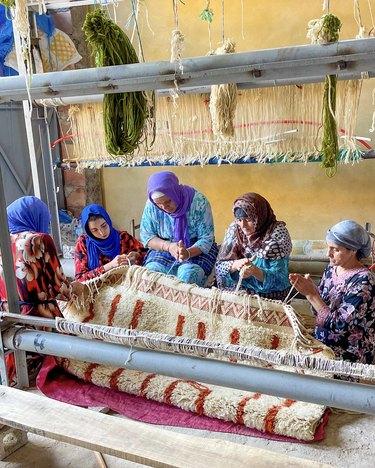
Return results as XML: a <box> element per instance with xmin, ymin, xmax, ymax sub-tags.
<box><xmin>58</xmin><ymin>265</ymin><xmax>335</xmax><ymax>441</ymax></box>
<box><xmin>37</xmin><ymin>356</ymin><xmax>330</xmax><ymax>443</ymax></box>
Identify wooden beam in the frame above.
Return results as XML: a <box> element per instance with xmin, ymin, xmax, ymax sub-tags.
<box><xmin>0</xmin><ymin>387</ymin><xmax>327</xmax><ymax>468</ymax></box>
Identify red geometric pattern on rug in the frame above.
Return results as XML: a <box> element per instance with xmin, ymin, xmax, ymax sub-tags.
<box><xmin>59</xmin><ymin>266</ymin><xmax>335</xmax><ymax>441</ymax></box>
<box><xmin>137</xmin><ymin>278</ymin><xmax>291</xmax><ymax>327</ymax></box>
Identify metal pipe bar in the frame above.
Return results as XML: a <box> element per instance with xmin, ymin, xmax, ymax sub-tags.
<box><xmin>0</xmin><ymin>166</ymin><xmax>29</xmax><ymax>388</ymax></box>
<box><xmin>36</xmin><ymin>68</ymin><xmax>375</xmax><ymax>106</ymax></box>
<box><xmin>58</xmin><ymin>150</ymin><xmax>374</xmax><ymax>168</ymax></box>
<box><xmin>36</xmin><ymin>115</ymin><xmax>62</xmax><ymax>254</ymax></box>
<box><xmin>0</xmin><ymin>311</ymin><xmax>57</xmax><ymax>329</ymax></box>
<box><xmin>0</xmin><ymin>38</ymin><xmax>374</xmax><ymax>103</ymax></box>
<box><xmin>4</xmin><ymin>327</ymin><xmax>375</xmax><ymax>414</ymax></box>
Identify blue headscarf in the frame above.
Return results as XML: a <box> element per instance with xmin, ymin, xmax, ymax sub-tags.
<box><xmin>326</xmin><ymin>220</ymin><xmax>372</xmax><ymax>259</ymax></box>
<box><xmin>81</xmin><ymin>204</ymin><xmax>120</xmax><ymax>270</ymax></box>
<box><xmin>7</xmin><ymin>196</ymin><xmax>50</xmax><ymax>234</ymax></box>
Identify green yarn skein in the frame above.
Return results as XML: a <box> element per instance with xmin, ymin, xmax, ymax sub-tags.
<box><xmin>320</xmin><ymin>14</ymin><xmax>342</xmax><ymax>177</ymax></box>
<box><xmin>83</xmin><ymin>9</ymin><xmax>146</xmax><ymax>157</ymax></box>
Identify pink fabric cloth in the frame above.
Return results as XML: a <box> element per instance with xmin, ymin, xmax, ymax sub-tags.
<box><xmin>37</xmin><ymin>356</ymin><xmax>329</xmax><ymax>443</ymax></box>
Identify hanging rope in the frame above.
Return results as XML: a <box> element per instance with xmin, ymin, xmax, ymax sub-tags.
<box><xmin>83</xmin><ymin>8</ymin><xmax>147</xmax><ymax>158</ymax></box>
<box><xmin>199</xmin><ymin>0</ymin><xmax>214</xmax><ymax>51</ymax></box>
<box><xmin>170</xmin><ymin>0</ymin><xmax>184</xmax><ymax>66</ymax></box>
<box><xmin>221</xmin><ymin>0</ymin><xmax>225</xmax><ymax>44</ymax></box>
<box><xmin>354</xmin><ymin>0</ymin><xmax>366</xmax><ymax>38</ymax></box>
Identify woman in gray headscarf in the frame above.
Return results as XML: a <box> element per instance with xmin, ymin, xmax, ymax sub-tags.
<box><xmin>290</xmin><ymin>220</ymin><xmax>375</xmax><ymax>364</ymax></box>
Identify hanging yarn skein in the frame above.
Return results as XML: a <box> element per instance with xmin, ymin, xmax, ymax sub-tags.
<box><xmin>308</xmin><ymin>13</ymin><xmax>342</xmax><ymax>176</ymax></box>
<box><xmin>209</xmin><ymin>39</ymin><xmax>238</xmax><ymax>139</ymax></box>
<box><xmin>83</xmin><ymin>9</ymin><xmax>147</xmax><ymax>158</ymax></box>
<box><xmin>170</xmin><ymin>0</ymin><xmax>184</xmax><ymax>67</ymax></box>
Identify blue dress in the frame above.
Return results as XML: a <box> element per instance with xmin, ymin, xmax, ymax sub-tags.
<box><xmin>140</xmin><ymin>191</ymin><xmax>218</xmax><ymax>286</ymax></box>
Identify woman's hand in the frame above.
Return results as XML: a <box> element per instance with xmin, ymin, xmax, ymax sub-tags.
<box><xmin>177</xmin><ymin>240</ymin><xmax>190</xmax><ymax>262</ymax></box>
<box><xmin>104</xmin><ymin>254</ymin><xmax>131</xmax><ymax>272</ymax></box>
<box><xmin>71</xmin><ymin>281</ymin><xmax>89</xmax><ymax>302</ymax></box>
<box><xmin>289</xmin><ymin>273</ymin><xmax>318</xmax><ymax>298</ymax></box>
<box><xmin>230</xmin><ymin>255</ymin><xmax>263</xmax><ymax>281</ymax></box>
<box><xmin>126</xmin><ymin>251</ymin><xmax>141</xmax><ymax>265</ymax></box>
<box><xmin>168</xmin><ymin>242</ymin><xmax>180</xmax><ymax>260</ymax></box>
<box><xmin>289</xmin><ymin>273</ymin><xmax>329</xmax><ymax>323</ymax></box>
<box><xmin>231</xmin><ymin>258</ymin><xmax>250</xmax><ymax>273</ymax></box>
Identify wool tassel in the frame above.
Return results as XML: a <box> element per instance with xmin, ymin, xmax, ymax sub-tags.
<box><xmin>209</xmin><ymin>39</ymin><xmax>238</xmax><ymax>139</ymax></box>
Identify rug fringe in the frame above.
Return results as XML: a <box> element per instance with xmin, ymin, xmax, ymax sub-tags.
<box><xmin>55</xmin><ymin>317</ymin><xmax>375</xmax><ymax>380</ymax></box>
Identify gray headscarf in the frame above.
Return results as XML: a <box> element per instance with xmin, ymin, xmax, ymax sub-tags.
<box><xmin>326</xmin><ymin>220</ymin><xmax>372</xmax><ymax>259</ymax></box>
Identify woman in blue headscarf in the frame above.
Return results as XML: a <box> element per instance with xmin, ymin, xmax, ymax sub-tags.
<box><xmin>74</xmin><ymin>204</ymin><xmax>146</xmax><ymax>282</ymax></box>
<box><xmin>140</xmin><ymin>171</ymin><xmax>218</xmax><ymax>286</ymax></box>
<box><xmin>0</xmin><ymin>196</ymin><xmax>87</xmax><ymax>383</ymax></box>
<box><xmin>290</xmin><ymin>220</ymin><xmax>375</xmax><ymax>364</ymax></box>
<box><xmin>0</xmin><ymin>196</ymin><xmax>84</xmax><ymax>320</ymax></box>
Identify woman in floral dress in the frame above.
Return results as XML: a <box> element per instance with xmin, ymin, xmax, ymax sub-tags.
<box><xmin>290</xmin><ymin>220</ymin><xmax>375</xmax><ymax>364</ymax></box>
<box><xmin>0</xmin><ymin>196</ymin><xmax>86</xmax><ymax>382</ymax></box>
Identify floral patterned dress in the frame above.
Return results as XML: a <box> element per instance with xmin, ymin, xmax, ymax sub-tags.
<box><xmin>0</xmin><ymin>231</ymin><xmax>71</xmax><ymax>319</ymax></box>
<box><xmin>74</xmin><ymin>230</ymin><xmax>146</xmax><ymax>282</ymax></box>
<box><xmin>313</xmin><ymin>265</ymin><xmax>375</xmax><ymax>364</ymax></box>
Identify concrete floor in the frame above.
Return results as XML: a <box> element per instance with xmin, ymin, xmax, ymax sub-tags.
<box><xmin>1</xmin><ymin>407</ymin><xmax>375</xmax><ymax>467</ymax></box>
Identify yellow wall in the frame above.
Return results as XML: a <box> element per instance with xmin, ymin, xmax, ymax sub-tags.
<box><xmin>102</xmin><ymin>1</ymin><xmax>375</xmax><ymax>242</ymax></box>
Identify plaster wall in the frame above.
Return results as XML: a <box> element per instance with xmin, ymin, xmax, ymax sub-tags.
<box><xmin>101</xmin><ymin>0</ymin><xmax>375</xmax><ymax>242</ymax></box>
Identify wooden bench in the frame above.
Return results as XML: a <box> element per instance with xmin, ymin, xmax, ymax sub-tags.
<box><xmin>0</xmin><ymin>386</ymin><xmax>328</xmax><ymax>467</ymax></box>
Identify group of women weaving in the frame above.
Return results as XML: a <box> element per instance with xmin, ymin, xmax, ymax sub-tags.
<box><xmin>0</xmin><ymin>171</ymin><xmax>375</xmax><ymax>374</ymax></box>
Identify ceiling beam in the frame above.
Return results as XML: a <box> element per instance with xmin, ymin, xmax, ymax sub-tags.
<box><xmin>0</xmin><ymin>38</ymin><xmax>374</xmax><ymax>103</ymax></box>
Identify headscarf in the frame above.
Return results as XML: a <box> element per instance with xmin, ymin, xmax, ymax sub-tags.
<box><xmin>326</xmin><ymin>220</ymin><xmax>372</xmax><ymax>259</ymax></box>
<box><xmin>147</xmin><ymin>171</ymin><xmax>196</xmax><ymax>247</ymax></box>
<box><xmin>7</xmin><ymin>196</ymin><xmax>50</xmax><ymax>234</ymax></box>
<box><xmin>81</xmin><ymin>204</ymin><xmax>120</xmax><ymax>270</ymax></box>
<box><xmin>218</xmin><ymin>192</ymin><xmax>292</xmax><ymax>261</ymax></box>
<box><xmin>233</xmin><ymin>193</ymin><xmax>276</xmax><ymax>248</ymax></box>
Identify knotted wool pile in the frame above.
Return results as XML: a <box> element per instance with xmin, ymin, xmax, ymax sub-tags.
<box><xmin>59</xmin><ymin>265</ymin><xmax>334</xmax><ymax>441</ymax></box>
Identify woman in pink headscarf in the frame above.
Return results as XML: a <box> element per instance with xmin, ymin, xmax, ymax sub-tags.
<box><xmin>140</xmin><ymin>171</ymin><xmax>218</xmax><ymax>286</ymax></box>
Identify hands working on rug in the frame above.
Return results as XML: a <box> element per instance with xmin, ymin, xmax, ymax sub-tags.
<box><xmin>0</xmin><ymin>196</ymin><xmax>92</xmax><ymax>384</ymax></box>
<box><xmin>74</xmin><ymin>204</ymin><xmax>146</xmax><ymax>282</ymax></box>
<box><xmin>215</xmin><ymin>192</ymin><xmax>292</xmax><ymax>300</ymax></box>
<box><xmin>140</xmin><ymin>171</ymin><xmax>218</xmax><ymax>287</ymax></box>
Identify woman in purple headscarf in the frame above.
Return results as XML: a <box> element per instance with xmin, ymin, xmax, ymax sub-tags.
<box><xmin>140</xmin><ymin>171</ymin><xmax>218</xmax><ymax>286</ymax></box>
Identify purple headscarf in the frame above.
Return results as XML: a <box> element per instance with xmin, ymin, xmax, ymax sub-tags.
<box><xmin>147</xmin><ymin>171</ymin><xmax>196</xmax><ymax>247</ymax></box>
